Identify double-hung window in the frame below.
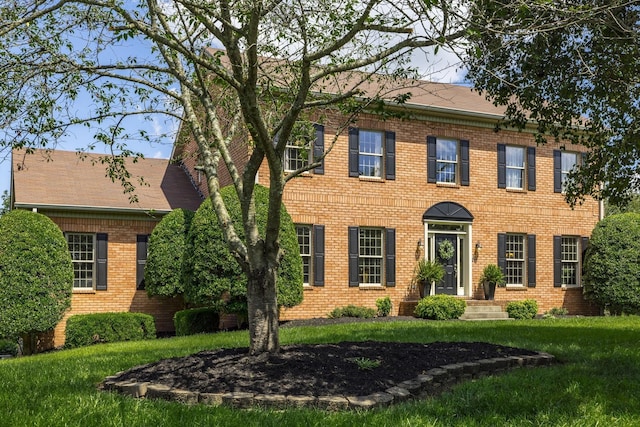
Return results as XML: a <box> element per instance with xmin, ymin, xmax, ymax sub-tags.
<box><xmin>506</xmin><ymin>146</ymin><xmax>525</xmax><ymax>189</ymax></box>
<box><xmin>358</xmin><ymin>130</ymin><xmax>384</xmax><ymax>178</ymax></box>
<box><xmin>554</xmin><ymin>235</ymin><xmax>587</xmax><ymax>287</ymax></box>
<box><xmin>504</xmin><ymin>234</ymin><xmax>525</xmax><ymax>286</ymax></box>
<box><xmin>348</xmin><ymin>226</ymin><xmax>396</xmax><ymax>287</ymax></box>
<box><xmin>67</xmin><ymin>233</ymin><xmax>95</xmax><ymax>289</ymax></box>
<box><xmin>348</xmin><ymin>127</ymin><xmax>396</xmax><ymax>180</ymax></box>
<box><xmin>427</xmin><ymin>136</ymin><xmax>470</xmax><ymax>186</ymax></box>
<box><xmin>282</xmin><ymin>123</ymin><xmax>325</xmax><ymax>174</ymax></box>
<box><xmin>295</xmin><ymin>224</ymin><xmax>324</xmax><ymax>287</ymax></box>
<box><xmin>436</xmin><ymin>138</ymin><xmax>458</xmax><ymax>184</ymax></box>
<box><xmin>284</xmin><ymin>142</ymin><xmax>311</xmax><ymax>172</ymax></box>
<box><xmin>554</xmin><ymin>150</ymin><xmax>580</xmax><ymax>193</ymax></box>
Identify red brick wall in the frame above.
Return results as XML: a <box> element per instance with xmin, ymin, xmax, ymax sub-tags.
<box><xmin>48</xmin><ymin>215</ymin><xmax>184</xmax><ymax>347</ymax></box>
<box><xmin>179</xmin><ymin>111</ymin><xmax>602</xmax><ymax>319</ymax></box>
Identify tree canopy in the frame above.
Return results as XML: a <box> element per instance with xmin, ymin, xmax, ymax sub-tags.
<box><xmin>465</xmin><ymin>0</ymin><xmax>640</xmax><ymax>206</ymax></box>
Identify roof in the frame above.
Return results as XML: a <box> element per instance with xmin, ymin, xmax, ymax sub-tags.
<box><xmin>12</xmin><ymin>149</ymin><xmax>203</xmax><ymax>214</ymax></box>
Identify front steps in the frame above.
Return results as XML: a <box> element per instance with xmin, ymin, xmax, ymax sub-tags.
<box><xmin>459</xmin><ymin>301</ymin><xmax>511</xmax><ymax>321</ymax></box>
<box><xmin>398</xmin><ymin>299</ymin><xmax>511</xmax><ymax>320</ymax></box>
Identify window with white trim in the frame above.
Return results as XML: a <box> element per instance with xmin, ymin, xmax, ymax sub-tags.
<box><xmin>359</xmin><ymin>130</ymin><xmax>384</xmax><ymax>178</ymax></box>
<box><xmin>561</xmin><ymin>152</ymin><xmax>578</xmax><ymax>192</ymax></box>
<box><xmin>505</xmin><ymin>234</ymin><xmax>525</xmax><ymax>286</ymax></box>
<box><xmin>506</xmin><ymin>145</ymin><xmax>525</xmax><ymax>189</ymax></box>
<box><xmin>561</xmin><ymin>237</ymin><xmax>579</xmax><ymax>286</ymax></box>
<box><xmin>296</xmin><ymin>225</ymin><xmax>311</xmax><ymax>285</ymax></box>
<box><xmin>436</xmin><ymin>138</ymin><xmax>458</xmax><ymax>184</ymax></box>
<box><xmin>359</xmin><ymin>228</ymin><xmax>383</xmax><ymax>285</ymax></box>
<box><xmin>67</xmin><ymin>233</ymin><xmax>95</xmax><ymax>289</ymax></box>
<box><xmin>284</xmin><ymin>142</ymin><xmax>311</xmax><ymax>172</ymax></box>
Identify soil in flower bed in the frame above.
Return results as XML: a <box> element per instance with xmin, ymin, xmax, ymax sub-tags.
<box><xmin>109</xmin><ymin>340</ymin><xmax>539</xmax><ymax>397</ymax></box>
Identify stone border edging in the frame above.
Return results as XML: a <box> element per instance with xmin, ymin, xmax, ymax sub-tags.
<box><xmin>100</xmin><ymin>351</ymin><xmax>554</xmax><ymax>411</ymax></box>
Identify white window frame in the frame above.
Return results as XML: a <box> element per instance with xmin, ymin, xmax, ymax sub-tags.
<box><xmin>436</xmin><ymin>138</ymin><xmax>459</xmax><ymax>184</ymax></box>
<box><xmin>359</xmin><ymin>228</ymin><xmax>383</xmax><ymax>285</ymax></box>
<box><xmin>505</xmin><ymin>234</ymin><xmax>525</xmax><ymax>286</ymax></box>
<box><xmin>358</xmin><ymin>130</ymin><xmax>384</xmax><ymax>178</ymax></box>
<box><xmin>284</xmin><ymin>142</ymin><xmax>311</xmax><ymax>172</ymax></box>
<box><xmin>561</xmin><ymin>236</ymin><xmax>580</xmax><ymax>287</ymax></box>
<box><xmin>67</xmin><ymin>233</ymin><xmax>96</xmax><ymax>290</ymax></box>
<box><xmin>505</xmin><ymin>145</ymin><xmax>525</xmax><ymax>190</ymax></box>
<box><xmin>295</xmin><ymin>225</ymin><xmax>312</xmax><ymax>286</ymax></box>
<box><xmin>561</xmin><ymin>152</ymin><xmax>579</xmax><ymax>192</ymax></box>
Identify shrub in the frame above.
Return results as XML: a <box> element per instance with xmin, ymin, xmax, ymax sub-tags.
<box><xmin>506</xmin><ymin>299</ymin><xmax>539</xmax><ymax>319</ymax></box>
<box><xmin>0</xmin><ymin>338</ymin><xmax>18</xmax><ymax>356</ymax></box>
<box><xmin>376</xmin><ymin>296</ymin><xmax>393</xmax><ymax>317</ymax></box>
<box><xmin>583</xmin><ymin>213</ymin><xmax>640</xmax><ymax>314</ymax></box>
<box><xmin>174</xmin><ymin>307</ymin><xmax>220</xmax><ymax>336</ymax></box>
<box><xmin>145</xmin><ymin>208</ymin><xmax>195</xmax><ymax>298</ymax></box>
<box><xmin>414</xmin><ymin>295</ymin><xmax>466</xmax><ymax>320</ymax></box>
<box><xmin>65</xmin><ymin>312</ymin><xmax>156</xmax><ymax>348</ymax></box>
<box><xmin>328</xmin><ymin>305</ymin><xmax>376</xmax><ymax>319</ymax></box>
<box><xmin>183</xmin><ymin>185</ymin><xmax>303</xmax><ymax>313</ymax></box>
<box><xmin>0</xmin><ymin>210</ymin><xmax>73</xmax><ymax>354</ymax></box>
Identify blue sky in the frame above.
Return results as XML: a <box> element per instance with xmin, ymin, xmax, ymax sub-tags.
<box><xmin>0</xmin><ymin>46</ymin><xmax>465</xmax><ymax>199</ymax></box>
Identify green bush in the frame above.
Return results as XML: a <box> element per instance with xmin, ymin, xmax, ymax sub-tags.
<box><xmin>145</xmin><ymin>208</ymin><xmax>195</xmax><ymax>298</ymax></box>
<box><xmin>65</xmin><ymin>312</ymin><xmax>156</xmax><ymax>348</ymax></box>
<box><xmin>183</xmin><ymin>184</ymin><xmax>303</xmax><ymax>313</ymax></box>
<box><xmin>414</xmin><ymin>295</ymin><xmax>466</xmax><ymax>320</ymax></box>
<box><xmin>376</xmin><ymin>296</ymin><xmax>393</xmax><ymax>317</ymax></box>
<box><xmin>0</xmin><ymin>210</ymin><xmax>73</xmax><ymax>354</ymax></box>
<box><xmin>173</xmin><ymin>307</ymin><xmax>220</xmax><ymax>336</ymax></box>
<box><xmin>0</xmin><ymin>338</ymin><xmax>18</xmax><ymax>356</ymax></box>
<box><xmin>506</xmin><ymin>299</ymin><xmax>539</xmax><ymax>319</ymax></box>
<box><xmin>583</xmin><ymin>213</ymin><xmax>640</xmax><ymax>314</ymax></box>
<box><xmin>328</xmin><ymin>305</ymin><xmax>376</xmax><ymax>319</ymax></box>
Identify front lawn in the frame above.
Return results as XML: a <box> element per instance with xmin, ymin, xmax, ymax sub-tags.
<box><xmin>1</xmin><ymin>316</ymin><xmax>639</xmax><ymax>426</ymax></box>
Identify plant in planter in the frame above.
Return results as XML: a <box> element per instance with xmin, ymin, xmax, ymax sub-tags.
<box><xmin>415</xmin><ymin>259</ymin><xmax>445</xmax><ymax>298</ymax></box>
<box><xmin>479</xmin><ymin>264</ymin><xmax>505</xmax><ymax>300</ymax></box>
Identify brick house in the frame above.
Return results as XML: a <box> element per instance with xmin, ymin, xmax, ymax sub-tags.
<box><xmin>176</xmin><ymin>80</ymin><xmax>602</xmax><ymax>319</ymax></box>
<box><xmin>10</xmin><ymin>149</ymin><xmax>202</xmax><ymax>347</ymax></box>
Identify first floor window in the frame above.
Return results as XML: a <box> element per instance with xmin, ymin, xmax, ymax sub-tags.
<box><xmin>561</xmin><ymin>237</ymin><xmax>579</xmax><ymax>286</ymax></box>
<box><xmin>359</xmin><ymin>228</ymin><xmax>383</xmax><ymax>285</ymax></box>
<box><xmin>67</xmin><ymin>233</ymin><xmax>95</xmax><ymax>289</ymax></box>
<box><xmin>505</xmin><ymin>234</ymin><xmax>525</xmax><ymax>286</ymax></box>
<box><xmin>296</xmin><ymin>225</ymin><xmax>312</xmax><ymax>285</ymax></box>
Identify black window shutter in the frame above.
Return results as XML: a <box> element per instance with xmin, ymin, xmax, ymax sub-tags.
<box><xmin>553</xmin><ymin>150</ymin><xmax>562</xmax><ymax>193</ymax></box>
<box><xmin>385</xmin><ymin>131</ymin><xmax>396</xmax><ymax>180</ymax></box>
<box><xmin>427</xmin><ymin>136</ymin><xmax>437</xmax><ymax>183</ymax></box>
<box><xmin>460</xmin><ymin>139</ymin><xmax>470</xmax><ymax>186</ymax></box>
<box><xmin>313</xmin><ymin>124</ymin><xmax>325</xmax><ymax>175</ymax></box>
<box><xmin>553</xmin><ymin>236</ymin><xmax>562</xmax><ymax>287</ymax></box>
<box><xmin>527</xmin><ymin>234</ymin><xmax>536</xmax><ymax>288</ymax></box>
<box><xmin>96</xmin><ymin>233</ymin><xmax>108</xmax><ymax>291</ymax></box>
<box><xmin>136</xmin><ymin>234</ymin><xmax>148</xmax><ymax>290</ymax></box>
<box><xmin>385</xmin><ymin>228</ymin><xmax>396</xmax><ymax>287</ymax></box>
<box><xmin>348</xmin><ymin>127</ymin><xmax>360</xmax><ymax>177</ymax></box>
<box><xmin>348</xmin><ymin>227</ymin><xmax>359</xmax><ymax>287</ymax></box>
<box><xmin>313</xmin><ymin>225</ymin><xmax>325</xmax><ymax>286</ymax></box>
<box><xmin>527</xmin><ymin>146</ymin><xmax>536</xmax><ymax>191</ymax></box>
<box><xmin>497</xmin><ymin>144</ymin><xmax>506</xmax><ymax>188</ymax></box>
<box><xmin>497</xmin><ymin>233</ymin><xmax>506</xmax><ymax>273</ymax></box>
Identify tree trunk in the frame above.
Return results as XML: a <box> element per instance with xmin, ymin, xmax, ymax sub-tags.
<box><xmin>246</xmin><ymin>266</ymin><xmax>280</xmax><ymax>355</ymax></box>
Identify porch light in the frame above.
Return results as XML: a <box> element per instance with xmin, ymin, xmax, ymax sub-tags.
<box><xmin>417</xmin><ymin>238</ymin><xmax>423</xmax><ymax>248</ymax></box>
<box><xmin>475</xmin><ymin>241</ymin><xmax>482</xmax><ymax>251</ymax></box>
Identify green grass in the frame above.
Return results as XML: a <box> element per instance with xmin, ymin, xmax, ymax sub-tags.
<box><xmin>1</xmin><ymin>317</ymin><xmax>640</xmax><ymax>426</ymax></box>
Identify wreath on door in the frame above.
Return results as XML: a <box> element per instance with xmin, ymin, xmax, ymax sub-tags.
<box><xmin>438</xmin><ymin>239</ymin><xmax>455</xmax><ymax>261</ymax></box>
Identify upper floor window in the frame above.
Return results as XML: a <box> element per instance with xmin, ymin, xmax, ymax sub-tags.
<box><xmin>349</xmin><ymin>127</ymin><xmax>395</xmax><ymax>180</ymax></box>
<box><xmin>498</xmin><ymin>144</ymin><xmax>536</xmax><ymax>191</ymax></box>
<box><xmin>282</xmin><ymin>123</ymin><xmax>325</xmax><ymax>174</ymax></box>
<box><xmin>427</xmin><ymin>136</ymin><xmax>469</xmax><ymax>186</ymax></box>
<box><xmin>284</xmin><ymin>142</ymin><xmax>310</xmax><ymax>172</ymax></box>
<box><xmin>554</xmin><ymin>150</ymin><xmax>581</xmax><ymax>193</ymax></box>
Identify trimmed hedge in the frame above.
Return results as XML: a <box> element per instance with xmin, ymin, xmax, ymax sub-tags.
<box><xmin>65</xmin><ymin>312</ymin><xmax>156</xmax><ymax>348</ymax></box>
<box><xmin>414</xmin><ymin>295</ymin><xmax>466</xmax><ymax>320</ymax></box>
<box><xmin>506</xmin><ymin>299</ymin><xmax>538</xmax><ymax>320</ymax></box>
<box><xmin>173</xmin><ymin>307</ymin><xmax>220</xmax><ymax>336</ymax></box>
<box><xmin>328</xmin><ymin>305</ymin><xmax>376</xmax><ymax>319</ymax></box>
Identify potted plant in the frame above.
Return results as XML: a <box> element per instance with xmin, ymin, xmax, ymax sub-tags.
<box><xmin>479</xmin><ymin>264</ymin><xmax>505</xmax><ymax>300</ymax></box>
<box><xmin>415</xmin><ymin>259</ymin><xmax>445</xmax><ymax>298</ymax></box>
